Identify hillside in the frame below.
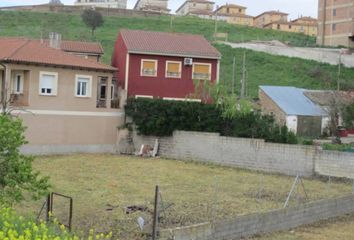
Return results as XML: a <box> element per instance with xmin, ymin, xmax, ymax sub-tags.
<box><xmin>0</xmin><ymin>11</ymin><xmax>353</xmax><ymax>97</ymax></box>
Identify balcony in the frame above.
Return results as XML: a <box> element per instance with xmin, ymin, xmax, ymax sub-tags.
<box><xmin>10</xmin><ymin>91</ymin><xmax>29</xmax><ymax>107</ymax></box>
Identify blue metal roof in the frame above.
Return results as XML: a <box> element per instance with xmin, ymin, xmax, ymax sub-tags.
<box><xmin>260</xmin><ymin>86</ymin><xmax>327</xmax><ymax>116</ymax></box>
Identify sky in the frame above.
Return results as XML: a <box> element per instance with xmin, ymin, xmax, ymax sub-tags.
<box><xmin>0</xmin><ymin>0</ymin><xmax>318</xmax><ymax>19</ymax></box>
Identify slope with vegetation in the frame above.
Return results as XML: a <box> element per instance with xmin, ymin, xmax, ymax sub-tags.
<box><xmin>0</xmin><ymin>11</ymin><xmax>353</xmax><ymax>97</ymax></box>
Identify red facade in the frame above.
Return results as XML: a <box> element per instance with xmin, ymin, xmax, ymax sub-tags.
<box><xmin>112</xmin><ymin>33</ymin><xmax>220</xmax><ymax>101</ymax></box>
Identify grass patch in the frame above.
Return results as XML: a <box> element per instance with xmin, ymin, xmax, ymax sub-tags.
<box><xmin>14</xmin><ymin>154</ymin><xmax>352</xmax><ymax>239</ymax></box>
<box><xmin>252</xmin><ymin>213</ymin><xmax>354</xmax><ymax>240</ymax></box>
<box><xmin>1</xmin><ymin>11</ymin><xmax>353</xmax><ymax>97</ymax></box>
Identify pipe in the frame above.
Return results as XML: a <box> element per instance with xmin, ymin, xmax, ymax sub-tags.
<box><xmin>0</xmin><ymin>62</ymin><xmax>7</xmax><ymax>113</ymax></box>
<box><xmin>321</xmin><ymin>0</ymin><xmax>327</xmax><ymax>46</ymax></box>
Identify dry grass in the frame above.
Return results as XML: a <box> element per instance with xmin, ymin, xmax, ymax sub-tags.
<box><xmin>14</xmin><ymin>154</ymin><xmax>352</xmax><ymax>238</ymax></box>
<box><xmin>251</xmin><ymin>214</ymin><xmax>354</xmax><ymax>240</ymax></box>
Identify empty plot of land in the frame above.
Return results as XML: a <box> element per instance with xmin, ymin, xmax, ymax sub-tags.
<box><xmin>15</xmin><ymin>154</ymin><xmax>352</xmax><ymax>238</ymax></box>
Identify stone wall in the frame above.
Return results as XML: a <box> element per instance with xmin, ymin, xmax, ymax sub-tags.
<box><xmin>0</xmin><ymin>4</ymin><xmax>167</xmax><ymax>18</ymax></box>
<box><xmin>131</xmin><ymin>130</ymin><xmax>354</xmax><ymax>179</ymax></box>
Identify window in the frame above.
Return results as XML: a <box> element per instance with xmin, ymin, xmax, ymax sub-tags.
<box><xmin>332</xmin><ymin>23</ymin><xmax>336</xmax><ymax>31</ymax></box>
<box><xmin>166</xmin><ymin>61</ymin><xmax>182</xmax><ymax>78</ymax></box>
<box><xmin>192</xmin><ymin>63</ymin><xmax>211</xmax><ymax>80</ymax></box>
<box><xmin>11</xmin><ymin>72</ymin><xmax>24</xmax><ymax>94</ymax></box>
<box><xmin>289</xmin><ymin>25</ymin><xmax>292</xmax><ymax>29</ymax></box>
<box><xmin>75</xmin><ymin>75</ymin><xmax>92</xmax><ymax>97</ymax></box>
<box><xmin>277</xmin><ymin>24</ymin><xmax>280</xmax><ymax>30</ymax></box>
<box><xmin>333</xmin><ymin>9</ymin><xmax>336</xmax><ymax>16</ymax></box>
<box><xmin>39</xmin><ymin>72</ymin><xmax>58</xmax><ymax>96</ymax></box>
<box><xmin>141</xmin><ymin>59</ymin><xmax>158</xmax><ymax>77</ymax></box>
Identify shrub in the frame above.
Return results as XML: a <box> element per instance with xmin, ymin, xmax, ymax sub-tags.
<box><xmin>0</xmin><ymin>207</ymin><xmax>113</xmax><ymax>239</ymax></box>
<box><xmin>125</xmin><ymin>98</ymin><xmax>298</xmax><ymax>144</ymax></box>
<box><xmin>0</xmin><ymin>115</ymin><xmax>50</xmax><ymax>205</ymax></box>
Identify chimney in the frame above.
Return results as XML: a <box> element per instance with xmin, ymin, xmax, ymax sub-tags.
<box><xmin>49</xmin><ymin>32</ymin><xmax>62</xmax><ymax>49</ymax></box>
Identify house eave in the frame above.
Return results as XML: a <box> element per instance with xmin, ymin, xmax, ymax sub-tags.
<box><xmin>128</xmin><ymin>50</ymin><xmax>221</xmax><ymax>60</ymax></box>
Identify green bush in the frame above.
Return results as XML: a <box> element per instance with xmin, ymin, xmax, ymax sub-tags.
<box><xmin>125</xmin><ymin>98</ymin><xmax>298</xmax><ymax>144</ymax></box>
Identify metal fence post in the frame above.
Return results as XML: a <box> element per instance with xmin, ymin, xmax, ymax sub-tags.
<box><xmin>152</xmin><ymin>185</ymin><xmax>160</xmax><ymax>240</ymax></box>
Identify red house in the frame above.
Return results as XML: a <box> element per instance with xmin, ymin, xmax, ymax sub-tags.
<box><xmin>112</xmin><ymin>30</ymin><xmax>221</xmax><ymax>102</ymax></box>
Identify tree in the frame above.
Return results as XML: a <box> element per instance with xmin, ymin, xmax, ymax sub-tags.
<box><xmin>343</xmin><ymin>102</ymin><xmax>354</xmax><ymax>129</ymax></box>
<box><xmin>81</xmin><ymin>9</ymin><xmax>104</xmax><ymax>36</ymax></box>
<box><xmin>0</xmin><ymin>114</ymin><xmax>50</xmax><ymax>205</ymax></box>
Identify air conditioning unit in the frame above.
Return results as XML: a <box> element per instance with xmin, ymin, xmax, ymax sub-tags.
<box><xmin>184</xmin><ymin>58</ymin><xmax>193</xmax><ymax>66</ymax></box>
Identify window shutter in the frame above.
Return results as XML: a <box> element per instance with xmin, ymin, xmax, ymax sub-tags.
<box><xmin>167</xmin><ymin>62</ymin><xmax>180</xmax><ymax>73</ymax></box>
<box><xmin>194</xmin><ymin>64</ymin><xmax>210</xmax><ymax>74</ymax></box>
<box><xmin>143</xmin><ymin>61</ymin><xmax>156</xmax><ymax>70</ymax></box>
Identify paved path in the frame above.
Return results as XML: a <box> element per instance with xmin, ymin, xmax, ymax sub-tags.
<box><xmin>222</xmin><ymin>41</ymin><xmax>354</xmax><ymax>68</ymax></box>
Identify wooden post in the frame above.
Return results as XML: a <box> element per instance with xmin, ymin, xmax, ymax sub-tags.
<box><xmin>152</xmin><ymin>185</ymin><xmax>160</xmax><ymax>240</ymax></box>
<box><xmin>46</xmin><ymin>194</ymin><xmax>51</xmax><ymax>222</ymax></box>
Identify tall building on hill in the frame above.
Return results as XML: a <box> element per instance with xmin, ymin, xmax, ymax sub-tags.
<box><xmin>74</xmin><ymin>0</ymin><xmax>127</xmax><ymax>9</ymax></box>
<box><xmin>254</xmin><ymin>10</ymin><xmax>289</xmax><ymax>28</ymax></box>
<box><xmin>214</xmin><ymin>3</ymin><xmax>254</xmax><ymax>27</ymax></box>
<box><xmin>317</xmin><ymin>0</ymin><xmax>354</xmax><ymax>47</ymax></box>
<box><xmin>133</xmin><ymin>0</ymin><xmax>170</xmax><ymax>13</ymax></box>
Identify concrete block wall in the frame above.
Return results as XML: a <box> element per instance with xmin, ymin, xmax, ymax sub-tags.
<box><xmin>132</xmin><ymin>131</ymin><xmax>315</xmax><ymax>176</ymax></box>
<box><xmin>159</xmin><ymin>195</ymin><xmax>354</xmax><ymax>240</ymax></box>
<box><xmin>211</xmin><ymin>195</ymin><xmax>354</xmax><ymax>240</ymax></box>
<box><xmin>131</xmin><ymin>130</ymin><xmax>354</xmax><ymax>179</ymax></box>
<box><xmin>315</xmin><ymin>150</ymin><xmax>354</xmax><ymax>179</ymax></box>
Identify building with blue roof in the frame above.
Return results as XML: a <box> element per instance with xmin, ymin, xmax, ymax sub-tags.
<box><xmin>259</xmin><ymin>86</ymin><xmax>329</xmax><ymax>137</ymax></box>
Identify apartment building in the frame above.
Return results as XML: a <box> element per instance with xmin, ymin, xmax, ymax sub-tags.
<box><xmin>317</xmin><ymin>0</ymin><xmax>354</xmax><ymax>47</ymax></box>
<box><xmin>176</xmin><ymin>0</ymin><xmax>215</xmax><ymax>16</ymax></box>
<box><xmin>215</xmin><ymin>3</ymin><xmax>254</xmax><ymax>27</ymax></box>
<box><xmin>254</xmin><ymin>10</ymin><xmax>289</xmax><ymax>28</ymax></box>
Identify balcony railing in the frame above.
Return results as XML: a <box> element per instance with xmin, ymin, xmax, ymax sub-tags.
<box><xmin>10</xmin><ymin>91</ymin><xmax>29</xmax><ymax>107</ymax></box>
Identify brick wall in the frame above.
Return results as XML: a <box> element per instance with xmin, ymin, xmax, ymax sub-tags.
<box><xmin>131</xmin><ymin>130</ymin><xmax>354</xmax><ymax>179</ymax></box>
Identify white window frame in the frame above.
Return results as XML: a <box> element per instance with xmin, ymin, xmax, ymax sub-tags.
<box><xmin>12</xmin><ymin>71</ymin><xmax>24</xmax><ymax>94</ymax></box>
<box><xmin>75</xmin><ymin>75</ymin><xmax>92</xmax><ymax>98</ymax></box>
<box><xmin>165</xmin><ymin>61</ymin><xmax>182</xmax><ymax>78</ymax></box>
<box><xmin>39</xmin><ymin>71</ymin><xmax>58</xmax><ymax>96</ymax></box>
<box><xmin>141</xmin><ymin>59</ymin><xmax>158</xmax><ymax>77</ymax></box>
<box><xmin>163</xmin><ymin>97</ymin><xmax>201</xmax><ymax>102</ymax></box>
<box><xmin>192</xmin><ymin>62</ymin><xmax>212</xmax><ymax>81</ymax></box>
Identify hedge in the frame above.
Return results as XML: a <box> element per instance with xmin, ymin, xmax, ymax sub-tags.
<box><xmin>125</xmin><ymin>98</ymin><xmax>298</xmax><ymax>144</ymax></box>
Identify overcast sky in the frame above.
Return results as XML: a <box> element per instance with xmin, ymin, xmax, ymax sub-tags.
<box><xmin>0</xmin><ymin>0</ymin><xmax>318</xmax><ymax>19</ymax></box>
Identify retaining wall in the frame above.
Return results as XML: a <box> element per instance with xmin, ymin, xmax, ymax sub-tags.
<box><xmin>0</xmin><ymin>5</ymin><xmax>168</xmax><ymax>18</ymax></box>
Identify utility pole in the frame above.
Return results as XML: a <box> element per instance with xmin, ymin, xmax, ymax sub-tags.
<box><xmin>214</xmin><ymin>6</ymin><xmax>218</xmax><ymax>41</ymax></box>
<box><xmin>337</xmin><ymin>52</ymin><xmax>341</xmax><ymax>91</ymax></box>
<box><xmin>232</xmin><ymin>56</ymin><xmax>236</xmax><ymax>94</ymax></box>
<box><xmin>240</xmin><ymin>52</ymin><xmax>246</xmax><ymax>99</ymax></box>
<box><xmin>170</xmin><ymin>15</ymin><xmax>174</xmax><ymax>32</ymax></box>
